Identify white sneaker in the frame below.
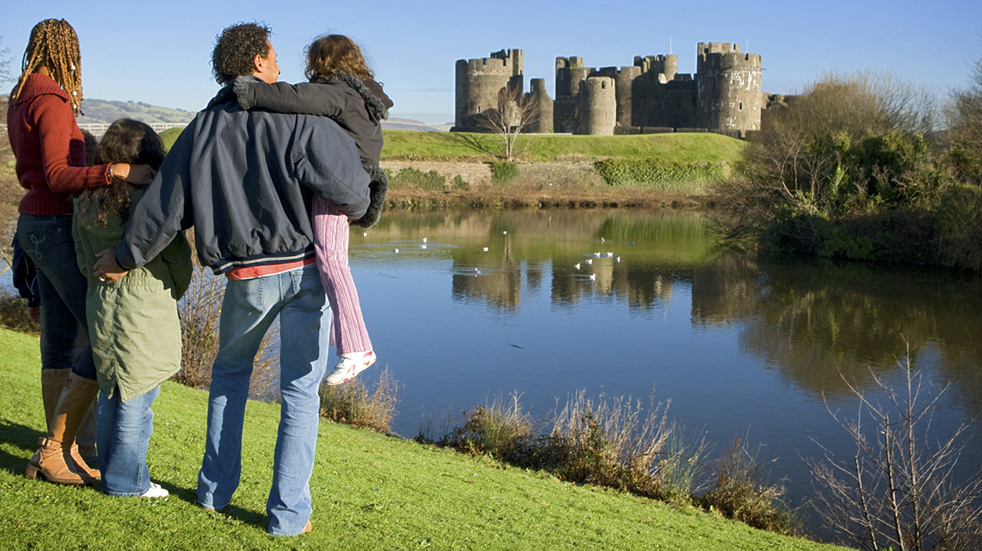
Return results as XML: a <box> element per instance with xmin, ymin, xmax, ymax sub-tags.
<box><xmin>325</xmin><ymin>351</ymin><xmax>376</xmax><ymax>385</ymax></box>
<box><xmin>141</xmin><ymin>482</ymin><xmax>169</xmax><ymax>498</ymax></box>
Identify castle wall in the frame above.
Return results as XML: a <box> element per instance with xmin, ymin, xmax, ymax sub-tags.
<box><xmin>454</xmin><ymin>49</ymin><xmax>524</xmax><ymax>130</ymax></box>
<box><xmin>580</xmin><ymin>76</ymin><xmax>616</xmax><ymax>136</ymax></box>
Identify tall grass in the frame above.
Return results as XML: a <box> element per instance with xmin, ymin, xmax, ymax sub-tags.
<box><xmin>319</xmin><ymin>369</ymin><xmax>399</xmax><ymax>433</ymax></box>
<box><xmin>438</xmin><ymin>390</ymin><xmax>798</xmax><ymax>535</ymax></box>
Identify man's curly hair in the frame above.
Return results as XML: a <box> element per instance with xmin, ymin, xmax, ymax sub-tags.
<box><xmin>211</xmin><ymin>22</ymin><xmax>271</xmax><ymax>85</ymax></box>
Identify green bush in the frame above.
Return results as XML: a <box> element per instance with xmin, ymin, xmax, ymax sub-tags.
<box><xmin>451</xmin><ymin>174</ymin><xmax>469</xmax><ymax>190</ymax></box>
<box><xmin>389</xmin><ymin>167</ymin><xmax>446</xmax><ymax>191</ymax></box>
<box><xmin>936</xmin><ymin>184</ymin><xmax>982</xmax><ymax>271</ymax></box>
<box><xmin>491</xmin><ymin>161</ymin><xmax>520</xmax><ymax>185</ymax></box>
<box><xmin>594</xmin><ymin>159</ymin><xmax>726</xmax><ymax>191</ymax></box>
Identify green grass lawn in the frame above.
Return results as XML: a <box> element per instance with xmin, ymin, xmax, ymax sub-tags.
<box><xmin>381</xmin><ymin>130</ymin><xmax>745</xmax><ymax>164</ymax></box>
<box><xmin>0</xmin><ymin>328</ymin><xmax>850</xmax><ymax>550</ymax></box>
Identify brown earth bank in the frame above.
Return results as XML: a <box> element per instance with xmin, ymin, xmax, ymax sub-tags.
<box><xmin>379</xmin><ymin>160</ymin><xmax>709</xmax><ymax>210</ymax></box>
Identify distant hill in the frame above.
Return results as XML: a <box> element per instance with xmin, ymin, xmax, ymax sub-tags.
<box><xmin>77</xmin><ymin>99</ymin><xmax>196</xmax><ymax>125</ymax></box>
<box><xmin>382</xmin><ymin>118</ymin><xmax>447</xmax><ymax>132</ymax></box>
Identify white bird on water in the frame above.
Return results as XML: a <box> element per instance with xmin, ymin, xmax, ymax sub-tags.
<box><xmin>574</xmin><ymin>263</ymin><xmax>581</xmax><ymax>270</ymax></box>
<box><xmin>594</xmin><ymin>252</ymin><xmax>601</xmax><ymax>257</ymax></box>
<box><xmin>586</xmin><ymin>259</ymin><xmax>593</xmax><ymax>265</ymax></box>
<box><xmin>423</xmin><ymin>237</ymin><xmax>427</xmax><ymax>243</ymax></box>
<box><xmin>393</xmin><ymin>248</ymin><xmax>399</xmax><ymax>253</ymax></box>
<box><xmin>483</xmin><ymin>247</ymin><xmax>489</xmax><ymax>252</ymax></box>
<box><xmin>589</xmin><ymin>273</ymin><xmax>596</xmax><ymax>280</ymax></box>
<box><xmin>502</xmin><ymin>231</ymin><xmax>507</xmax><ymax>235</ymax></box>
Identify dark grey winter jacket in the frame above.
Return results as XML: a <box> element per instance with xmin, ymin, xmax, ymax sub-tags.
<box><xmin>233</xmin><ymin>73</ymin><xmax>393</xmax><ymax>228</ymax></box>
<box><xmin>115</xmin><ymin>80</ymin><xmax>370</xmax><ymax>274</ymax></box>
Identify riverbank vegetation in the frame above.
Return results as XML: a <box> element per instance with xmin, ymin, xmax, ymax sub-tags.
<box><xmin>712</xmin><ymin>65</ymin><xmax>982</xmax><ymax>272</ymax></box>
<box><xmin>0</xmin><ymin>328</ymin><xmax>850</xmax><ymax>551</ymax></box>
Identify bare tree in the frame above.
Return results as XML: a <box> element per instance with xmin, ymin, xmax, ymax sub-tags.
<box><xmin>807</xmin><ymin>344</ymin><xmax>982</xmax><ymax>551</ymax></box>
<box><xmin>947</xmin><ymin>58</ymin><xmax>982</xmax><ymax>185</ymax></box>
<box><xmin>477</xmin><ymin>84</ymin><xmax>539</xmax><ymax>161</ymax></box>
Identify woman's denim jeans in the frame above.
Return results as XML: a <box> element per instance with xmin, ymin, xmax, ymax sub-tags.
<box><xmin>15</xmin><ymin>214</ymin><xmax>96</xmax><ymax>380</ymax></box>
<box><xmin>97</xmin><ymin>385</ymin><xmax>161</xmax><ymax>496</ymax></box>
<box><xmin>196</xmin><ymin>264</ymin><xmax>331</xmax><ymax>536</ymax></box>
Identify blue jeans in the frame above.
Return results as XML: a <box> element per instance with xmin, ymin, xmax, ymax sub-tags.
<box><xmin>15</xmin><ymin>215</ymin><xmax>96</xmax><ymax>380</ymax></box>
<box><xmin>196</xmin><ymin>264</ymin><xmax>331</xmax><ymax>536</ymax></box>
<box><xmin>97</xmin><ymin>386</ymin><xmax>160</xmax><ymax>496</ymax></box>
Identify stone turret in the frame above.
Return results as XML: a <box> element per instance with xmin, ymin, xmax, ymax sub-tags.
<box><xmin>527</xmin><ymin>78</ymin><xmax>553</xmax><ymax>133</ymax></box>
<box><xmin>597</xmin><ymin>66</ymin><xmax>641</xmax><ymax>129</ymax></box>
<box><xmin>580</xmin><ymin>76</ymin><xmax>616</xmax><ymax>135</ymax></box>
<box><xmin>454</xmin><ymin>49</ymin><xmax>524</xmax><ymax>131</ymax></box>
<box><xmin>695</xmin><ymin>42</ymin><xmax>762</xmax><ymax>136</ymax></box>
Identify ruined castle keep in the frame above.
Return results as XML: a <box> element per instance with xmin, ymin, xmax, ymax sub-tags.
<box><xmin>453</xmin><ymin>43</ymin><xmax>763</xmax><ymax>137</ymax></box>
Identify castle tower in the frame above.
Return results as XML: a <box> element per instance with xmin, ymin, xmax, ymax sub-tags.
<box><xmin>597</xmin><ymin>66</ymin><xmax>642</xmax><ymax>129</ymax></box>
<box><xmin>454</xmin><ymin>49</ymin><xmax>524</xmax><ymax>131</ymax></box>
<box><xmin>527</xmin><ymin>78</ymin><xmax>553</xmax><ymax>133</ymax></box>
<box><xmin>580</xmin><ymin>76</ymin><xmax>616</xmax><ymax>135</ymax></box>
<box><xmin>695</xmin><ymin>43</ymin><xmax>761</xmax><ymax>136</ymax></box>
<box><xmin>635</xmin><ymin>54</ymin><xmax>678</xmax><ymax>83</ymax></box>
<box><xmin>554</xmin><ymin>57</ymin><xmax>593</xmax><ymax>133</ymax></box>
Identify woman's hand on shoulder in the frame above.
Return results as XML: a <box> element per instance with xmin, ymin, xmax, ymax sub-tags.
<box><xmin>112</xmin><ymin>163</ymin><xmax>157</xmax><ymax>186</ymax></box>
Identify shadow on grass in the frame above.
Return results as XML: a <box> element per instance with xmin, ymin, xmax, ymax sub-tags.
<box><xmin>451</xmin><ymin>133</ymin><xmax>496</xmax><ymax>156</ymax></box>
<box><xmin>0</xmin><ymin>420</ymin><xmax>43</xmax><ymax>477</ymax></box>
<box><xmin>155</xmin><ymin>481</ymin><xmax>268</xmax><ymax>532</ymax></box>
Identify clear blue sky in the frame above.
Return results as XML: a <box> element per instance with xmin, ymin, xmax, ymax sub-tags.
<box><xmin>2</xmin><ymin>0</ymin><xmax>979</xmax><ymax>125</ymax></box>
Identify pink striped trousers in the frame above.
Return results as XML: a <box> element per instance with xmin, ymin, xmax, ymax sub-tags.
<box><xmin>312</xmin><ymin>196</ymin><xmax>373</xmax><ymax>355</ymax></box>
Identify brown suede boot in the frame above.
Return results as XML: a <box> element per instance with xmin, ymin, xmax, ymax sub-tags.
<box><xmin>25</xmin><ymin>372</ymin><xmax>101</xmax><ymax>485</ymax></box>
<box><xmin>28</xmin><ymin>369</ymin><xmax>74</xmax><ymax>471</ymax></box>
<box><xmin>75</xmin><ymin>398</ymin><xmax>99</xmax><ymax>467</ymax></box>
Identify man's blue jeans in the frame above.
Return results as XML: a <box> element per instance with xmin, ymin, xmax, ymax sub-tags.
<box><xmin>196</xmin><ymin>264</ymin><xmax>331</xmax><ymax>536</ymax></box>
<box><xmin>97</xmin><ymin>386</ymin><xmax>160</xmax><ymax>496</ymax></box>
<box><xmin>16</xmin><ymin>214</ymin><xmax>96</xmax><ymax>380</ymax></box>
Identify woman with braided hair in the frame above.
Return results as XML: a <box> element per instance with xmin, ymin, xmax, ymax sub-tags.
<box><xmin>8</xmin><ymin>18</ymin><xmax>156</xmax><ymax>486</ymax></box>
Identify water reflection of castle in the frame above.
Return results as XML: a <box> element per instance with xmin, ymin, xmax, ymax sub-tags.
<box><xmin>451</xmin><ymin>257</ymin><xmax>676</xmax><ymax>312</ymax></box>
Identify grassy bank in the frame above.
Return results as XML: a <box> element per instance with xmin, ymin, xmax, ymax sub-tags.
<box><xmin>0</xmin><ymin>328</ymin><xmax>850</xmax><ymax>551</ymax></box>
<box><xmin>381</xmin><ymin>130</ymin><xmax>745</xmax><ymax>163</ymax></box>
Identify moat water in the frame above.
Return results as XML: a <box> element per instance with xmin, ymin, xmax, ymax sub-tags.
<box><xmin>344</xmin><ymin>208</ymin><xmax>982</xmax><ymax>538</ymax></box>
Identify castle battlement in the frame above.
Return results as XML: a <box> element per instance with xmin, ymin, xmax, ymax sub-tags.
<box><xmin>455</xmin><ymin>42</ymin><xmax>762</xmax><ymax>137</ymax></box>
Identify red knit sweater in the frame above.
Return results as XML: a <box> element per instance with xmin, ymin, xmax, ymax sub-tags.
<box><xmin>7</xmin><ymin>73</ymin><xmax>111</xmax><ymax>216</ymax></box>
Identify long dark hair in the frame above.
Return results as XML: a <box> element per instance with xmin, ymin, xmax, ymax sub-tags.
<box><xmin>78</xmin><ymin>119</ymin><xmax>164</xmax><ymax>226</ymax></box>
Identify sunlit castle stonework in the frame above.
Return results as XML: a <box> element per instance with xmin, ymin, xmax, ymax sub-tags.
<box><xmin>453</xmin><ymin>43</ymin><xmax>763</xmax><ymax>138</ymax></box>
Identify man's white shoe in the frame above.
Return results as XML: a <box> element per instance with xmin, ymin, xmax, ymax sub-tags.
<box><xmin>141</xmin><ymin>482</ymin><xmax>168</xmax><ymax>498</ymax></box>
<box><xmin>325</xmin><ymin>351</ymin><xmax>376</xmax><ymax>385</ymax></box>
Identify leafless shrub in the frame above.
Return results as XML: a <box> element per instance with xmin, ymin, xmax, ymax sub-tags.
<box><xmin>807</xmin><ymin>344</ymin><xmax>982</xmax><ymax>550</ymax></box>
<box><xmin>175</xmin><ymin>235</ymin><xmax>274</xmax><ymax>396</ymax></box>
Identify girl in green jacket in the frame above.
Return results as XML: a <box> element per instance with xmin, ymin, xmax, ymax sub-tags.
<box><xmin>73</xmin><ymin>119</ymin><xmax>192</xmax><ymax>498</ymax></box>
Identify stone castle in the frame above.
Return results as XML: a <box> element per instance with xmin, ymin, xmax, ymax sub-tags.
<box><xmin>453</xmin><ymin>43</ymin><xmax>762</xmax><ymax>137</ymax></box>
